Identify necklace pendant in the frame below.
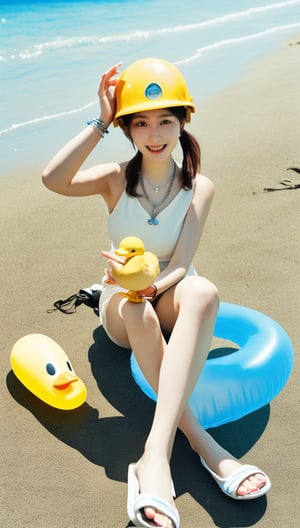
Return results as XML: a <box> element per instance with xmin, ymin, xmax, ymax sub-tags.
<box><xmin>139</xmin><ymin>160</ymin><xmax>176</xmax><ymax>228</ymax></box>
<box><xmin>147</xmin><ymin>217</ymin><xmax>159</xmax><ymax>225</ymax></box>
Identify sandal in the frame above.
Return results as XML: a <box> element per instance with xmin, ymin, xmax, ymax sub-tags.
<box><xmin>200</xmin><ymin>457</ymin><xmax>271</xmax><ymax>500</ymax></box>
<box><xmin>127</xmin><ymin>464</ymin><xmax>180</xmax><ymax>527</ymax></box>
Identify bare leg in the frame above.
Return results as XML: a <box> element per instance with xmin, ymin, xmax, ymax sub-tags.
<box><xmin>103</xmin><ymin>277</ymin><xmax>266</xmax><ymax>526</ymax></box>
<box><xmin>153</xmin><ymin>278</ymin><xmax>267</xmax><ymax>497</ymax></box>
<box><xmin>130</xmin><ymin>277</ymin><xmax>218</xmax><ymax>526</ymax></box>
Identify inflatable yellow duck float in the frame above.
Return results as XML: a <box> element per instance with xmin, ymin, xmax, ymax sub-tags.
<box><xmin>102</xmin><ymin>236</ymin><xmax>160</xmax><ymax>303</ymax></box>
<box><xmin>10</xmin><ymin>334</ymin><xmax>87</xmax><ymax>410</ymax></box>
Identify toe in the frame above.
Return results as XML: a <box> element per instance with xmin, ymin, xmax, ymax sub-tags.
<box><xmin>144</xmin><ymin>507</ymin><xmax>174</xmax><ymax>527</ymax></box>
<box><xmin>153</xmin><ymin>511</ymin><xmax>174</xmax><ymax>527</ymax></box>
<box><xmin>237</xmin><ymin>473</ymin><xmax>266</xmax><ymax>496</ymax></box>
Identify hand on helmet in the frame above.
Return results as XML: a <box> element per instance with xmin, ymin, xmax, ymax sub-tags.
<box><xmin>97</xmin><ymin>62</ymin><xmax>122</xmax><ymax>128</ymax></box>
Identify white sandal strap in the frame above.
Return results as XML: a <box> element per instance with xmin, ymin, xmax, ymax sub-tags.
<box><xmin>221</xmin><ymin>465</ymin><xmax>266</xmax><ymax>495</ymax></box>
<box><xmin>200</xmin><ymin>457</ymin><xmax>270</xmax><ymax>498</ymax></box>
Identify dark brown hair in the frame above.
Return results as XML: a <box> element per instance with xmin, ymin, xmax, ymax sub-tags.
<box><xmin>118</xmin><ymin>107</ymin><xmax>201</xmax><ymax>197</ymax></box>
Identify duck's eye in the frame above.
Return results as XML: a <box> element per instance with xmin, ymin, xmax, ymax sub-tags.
<box><xmin>130</xmin><ymin>249</ymin><xmax>136</xmax><ymax>254</ymax></box>
<box><xmin>66</xmin><ymin>361</ymin><xmax>73</xmax><ymax>371</ymax></box>
<box><xmin>46</xmin><ymin>363</ymin><xmax>56</xmax><ymax>376</ymax></box>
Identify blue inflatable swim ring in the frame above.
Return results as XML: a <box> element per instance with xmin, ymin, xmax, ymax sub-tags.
<box><xmin>130</xmin><ymin>302</ymin><xmax>294</xmax><ymax>429</ymax></box>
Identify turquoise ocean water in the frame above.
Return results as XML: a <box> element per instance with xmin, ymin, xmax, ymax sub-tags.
<box><xmin>1</xmin><ymin>0</ymin><xmax>300</xmax><ymax>177</ymax></box>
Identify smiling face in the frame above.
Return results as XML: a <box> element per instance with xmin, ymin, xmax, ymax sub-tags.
<box><xmin>129</xmin><ymin>108</ymin><xmax>181</xmax><ymax>160</ymax></box>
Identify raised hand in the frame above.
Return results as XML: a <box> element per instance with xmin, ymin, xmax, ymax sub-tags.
<box><xmin>97</xmin><ymin>62</ymin><xmax>122</xmax><ymax>127</ymax></box>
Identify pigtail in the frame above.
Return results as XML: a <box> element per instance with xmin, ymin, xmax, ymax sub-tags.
<box><xmin>179</xmin><ymin>129</ymin><xmax>201</xmax><ymax>189</ymax></box>
<box><xmin>125</xmin><ymin>150</ymin><xmax>142</xmax><ymax>196</ymax></box>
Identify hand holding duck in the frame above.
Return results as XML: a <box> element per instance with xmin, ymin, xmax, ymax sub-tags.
<box><xmin>101</xmin><ymin>236</ymin><xmax>160</xmax><ymax>303</ymax></box>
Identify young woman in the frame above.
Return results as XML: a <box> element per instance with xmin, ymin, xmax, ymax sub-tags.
<box><xmin>42</xmin><ymin>58</ymin><xmax>271</xmax><ymax>528</ymax></box>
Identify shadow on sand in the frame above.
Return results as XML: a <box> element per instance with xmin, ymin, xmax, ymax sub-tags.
<box><xmin>7</xmin><ymin>325</ymin><xmax>269</xmax><ymax>527</ymax></box>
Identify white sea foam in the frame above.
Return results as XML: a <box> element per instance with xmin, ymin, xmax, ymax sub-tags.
<box><xmin>1</xmin><ymin>16</ymin><xmax>299</xmax><ymax>138</ymax></box>
<box><xmin>175</xmin><ymin>22</ymin><xmax>300</xmax><ymax>65</ymax></box>
<box><xmin>3</xmin><ymin>0</ymin><xmax>300</xmax><ymax>62</ymax></box>
<box><xmin>1</xmin><ymin>1</ymin><xmax>299</xmax><ymax>138</ymax></box>
<box><xmin>0</xmin><ymin>100</ymin><xmax>97</xmax><ymax>136</ymax></box>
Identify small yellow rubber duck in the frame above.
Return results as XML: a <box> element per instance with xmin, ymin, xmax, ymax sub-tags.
<box><xmin>101</xmin><ymin>236</ymin><xmax>160</xmax><ymax>303</ymax></box>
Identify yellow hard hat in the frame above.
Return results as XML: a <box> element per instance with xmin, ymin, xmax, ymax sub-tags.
<box><xmin>114</xmin><ymin>58</ymin><xmax>195</xmax><ymax>126</ymax></box>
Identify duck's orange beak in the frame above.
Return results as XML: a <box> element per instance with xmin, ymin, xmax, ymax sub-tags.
<box><xmin>53</xmin><ymin>372</ymin><xmax>79</xmax><ymax>390</ymax></box>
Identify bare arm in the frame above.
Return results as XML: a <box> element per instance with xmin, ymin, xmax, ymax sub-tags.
<box><xmin>154</xmin><ymin>174</ymin><xmax>214</xmax><ymax>294</ymax></box>
<box><xmin>41</xmin><ymin>63</ymin><xmax>122</xmax><ymax>197</ymax></box>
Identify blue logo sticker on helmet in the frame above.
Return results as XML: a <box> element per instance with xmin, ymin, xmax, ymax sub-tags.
<box><xmin>145</xmin><ymin>83</ymin><xmax>162</xmax><ymax>100</ymax></box>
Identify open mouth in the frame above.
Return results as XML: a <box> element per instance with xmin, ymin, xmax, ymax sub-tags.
<box><xmin>146</xmin><ymin>145</ymin><xmax>166</xmax><ymax>153</ymax></box>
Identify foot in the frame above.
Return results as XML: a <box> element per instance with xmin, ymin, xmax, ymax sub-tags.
<box><xmin>213</xmin><ymin>459</ymin><xmax>267</xmax><ymax>496</ymax></box>
<box><xmin>200</xmin><ymin>457</ymin><xmax>271</xmax><ymax>499</ymax></box>
<box><xmin>134</xmin><ymin>456</ymin><xmax>177</xmax><ymax>527</ymax></box>
<box><xmin>186</xmin><ymin>425</ymin><xmax>269</xmax><ymax>498</ymax></box>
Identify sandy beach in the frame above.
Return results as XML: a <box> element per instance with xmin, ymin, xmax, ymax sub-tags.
<box><xmin>1</xmin><ymin>36</ymin><xmax>299</xmax><ymax>527</ymax></box>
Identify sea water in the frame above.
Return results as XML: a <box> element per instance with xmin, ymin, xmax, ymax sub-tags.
<box><xmin>1</xmin><ymin>0</ymin><xmax>300</xmax><ymax>176</ymax></box>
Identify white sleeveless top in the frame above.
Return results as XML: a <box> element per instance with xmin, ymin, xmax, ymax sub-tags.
<box><xmin>99</xmin><ymin>186</ymin><xmax>197</xmax><ymax>337</ymax></box>
<box><xmin>107</xmin><ymin>187</ymin><xmax>195</xmax><ymax>270</ymax></box>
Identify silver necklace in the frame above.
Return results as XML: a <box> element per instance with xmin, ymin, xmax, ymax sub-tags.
<box><xmin>143</xmin><ymin>173</ymin><xmax>172</xmax><ymax>193</ymax></box>
<box><xmin>139</xmin><ymin>161</ymin><xmax>177</xmax><ymax>225</ymax></box>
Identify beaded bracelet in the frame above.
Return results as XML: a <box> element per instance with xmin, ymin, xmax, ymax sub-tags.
<box><xmin>87</xmin><ymin>118</ymin><xmax>109</xmax><ymax>137</ymax></box>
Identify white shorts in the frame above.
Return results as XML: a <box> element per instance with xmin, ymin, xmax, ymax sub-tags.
<box><xmin>99</xmin><ymin>280</ymin><xmax>130</xmax><ymax>347</ymax></box>
<box><xmin>98</xmin><ymin>262</ymin><xmax>197</xmax><ymax>347</ymax></box>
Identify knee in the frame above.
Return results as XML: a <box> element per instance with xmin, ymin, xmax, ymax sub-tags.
<box><xmin>121</xmin><ymin>299</ymin><xmax>159</xmax><ymax>329</ymax></box>
<box><xmin>179</xmin><ymin>277</ymin><xmax>219</xmax><ymax>316</ymax></box>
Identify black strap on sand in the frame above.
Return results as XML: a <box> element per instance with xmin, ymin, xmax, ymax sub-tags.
<box><xmin>264</xmin><ymin>168</ymin><xmax>300</xmax><ymax>192</ymax></box>
<box><xmin>47</xmin><ymin>285</ymin><xmax>102</xmax><ymax>316</ymax></box>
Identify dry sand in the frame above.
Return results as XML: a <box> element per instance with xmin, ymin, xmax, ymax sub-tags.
<box><xmin>1</xmin><ymin>36</ymin><xmax>299</xmax><ymax>527</ymax></box>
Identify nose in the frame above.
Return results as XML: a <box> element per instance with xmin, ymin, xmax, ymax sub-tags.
<box><xmin>148</xmin><ymin>123</ymin><xmax>162</xmax><ymax>142</ymax></box>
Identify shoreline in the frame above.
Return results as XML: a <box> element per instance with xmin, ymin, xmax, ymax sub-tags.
<box><xmin>1</xmin><ymin>35</ymin><xmax>300</xmax><ymax>527</ymax></box>
<box><xmin>2</xmin><ymin>33</ymin><xmax>300</xmax><ymax>182</ymax></box>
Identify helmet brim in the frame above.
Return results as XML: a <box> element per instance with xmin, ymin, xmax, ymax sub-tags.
<box><xmin>114</xmin><ymin>101</ymin><xmax>195</xmax><ymax>127</ymax></box>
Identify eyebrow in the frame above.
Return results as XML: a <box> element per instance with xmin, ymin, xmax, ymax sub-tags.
<box><xmin>132</xmin><ymin>112</ymin><xmax>173</xmax><ymax>120</ymax></box>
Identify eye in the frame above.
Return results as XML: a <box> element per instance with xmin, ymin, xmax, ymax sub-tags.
<box><xmin>133</xmin><ymin>120</ymin><xmax>147</xmax><ymax>127</ymax></box>
<box><xmin>66</xmin><ymin>361</ymin><xmax>73</xmax><ymax>371</ymax></box>
<box><xmin>130</xmin><ymin>249</ymin><xmax>136</xmax><ymax>254</ymax></box>
<box><xmin>46</xmin><ymin>363</ymin><xmax>56</xmax><ymax>376</ymax></box>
